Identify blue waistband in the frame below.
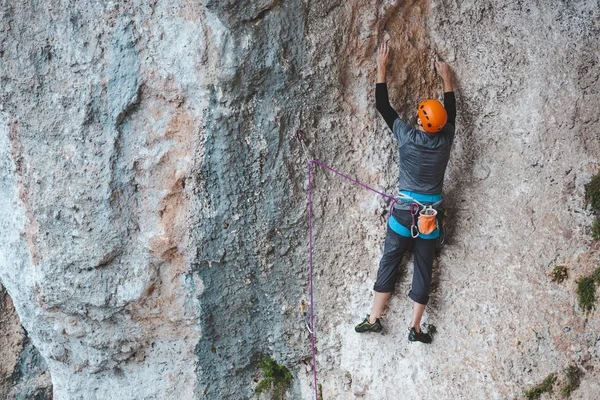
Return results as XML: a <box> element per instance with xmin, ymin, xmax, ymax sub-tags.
<box><xmin>399</xmin><ymin>190</ymin><xmax>442</xmax><ymax>204</ymax></box>
<box><xmin>388</xmin><ymin>215</ymin><xmax>440</xmax><ymax>239</ymax></box>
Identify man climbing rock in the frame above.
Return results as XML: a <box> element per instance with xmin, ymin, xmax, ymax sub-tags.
<box><xmin>354</xmin><ymin>42</ymin><xmax>456</xmax><ymax>343</ymax></box>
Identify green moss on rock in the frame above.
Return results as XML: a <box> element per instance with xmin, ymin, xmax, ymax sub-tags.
<box><xmin>593</xmin><ymin>267</ymin><xmax>600</xmax><ymax>285</ymax></box>
<box><xmin>524</xmin><ymin>373</ymin><xmax>556</xmax><ymax>400</ymax></box>
<box><xmin>560</xmin><ymin>365</ymin><xmax>583</xmax><ymax>397</ymax></box>
<box><xmin>550</xmin><ymin>265</ymin><xmax>568</xmax><ymax>283</ymax></box>
<box><xmin>255</xmin><ymin>357</ymin><xmax>292</xmax><ymax>400</ymax></box>
<box><xmin>592</xmin><ymin>218</ymin><xmax>600</xmax><ymax>241</ymax></box>
<box><xmin>576</xmin><ymin>276</ymin><xmax>596</xmax><ymax>313</ymax></box>
<box><xmin>585</xmin><ymin>172</ymin><xmax>600</xmax><ymax>210</ymax></box>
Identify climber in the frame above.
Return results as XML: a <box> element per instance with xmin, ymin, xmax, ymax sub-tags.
<box><xmin>354</xmin><ymin>42</ymin><xmax>456</xmax><ymax>343</ymax></box>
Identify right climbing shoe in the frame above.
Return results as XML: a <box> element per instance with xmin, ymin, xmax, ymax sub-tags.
<box><xmin>354</xmin><ymin>315</ymin><xmax>383</xmax><ymax>333</ymax></box>
<box><xmin>408</xmin><ymin>327</ymin><xmax>433</xmax><ymax>343</ymax></box>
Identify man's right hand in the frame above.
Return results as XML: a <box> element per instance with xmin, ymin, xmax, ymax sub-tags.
<box><xmin>435</xmin><ymin>61</ymin><xmax>453</xmax><ymax>92</ymax></box>
<box><xmin>377</xmin><ymin>42</ymin><xmax>390</xmax><ymax>83</ymax></box>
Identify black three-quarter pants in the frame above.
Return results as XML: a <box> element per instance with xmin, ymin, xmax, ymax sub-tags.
<box><xmin>373</xmin><ymin>211</ymin><xmax>437</xmax><ymax>305</ymax></box>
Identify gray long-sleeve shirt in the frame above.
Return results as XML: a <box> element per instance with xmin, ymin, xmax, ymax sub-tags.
<box><xmin>375</xmin><ymin>83</ymin><xmax>456</xmax><ymax>197</ymax></box>
<box><xmin>392</xmin><ymin>117</ymin><xmax>455</xmax><ymax>195</ymax></box>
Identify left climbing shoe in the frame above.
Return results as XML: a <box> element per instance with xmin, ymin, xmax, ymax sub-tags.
<box><xmin>354</xmin><ymin>315</ymin><xmax>383</xmax><ymax>333</ymax></box>
<box><xmin>408</xmin><ymin>327</ymin><xmax>433</xmax><ymax>344</ymax></box>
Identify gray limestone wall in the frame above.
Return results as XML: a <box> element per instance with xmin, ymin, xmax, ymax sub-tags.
<box><xmin>0</xmin><ymin>0</ymin><xmax>599</xmax><ymax>399</ymax></box>
<box><xmin>1</xmin><ymin>282</ymin><xmax>52</xmax><ymax>399</ymax></box>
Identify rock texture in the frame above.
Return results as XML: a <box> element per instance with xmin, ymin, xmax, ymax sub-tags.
<box><xmin>0</xmin><ymin>2</ymin><xmax>204</xmax><ymax>399</ymax></box>
<box><xmin>0</xmin><ymin>0</ymin><xmax>599</xmax><ymax>399</ymax></box>
<box><xmin>0</xmin><ymin>283</ymin><xmax>52</xmax><ymax>399</ymax></box>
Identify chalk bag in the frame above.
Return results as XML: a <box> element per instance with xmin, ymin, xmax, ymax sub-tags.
<box><xmin>418</xmin><ymin>207</ymin><xmax>438</xmax><ymax>235</ymax></box>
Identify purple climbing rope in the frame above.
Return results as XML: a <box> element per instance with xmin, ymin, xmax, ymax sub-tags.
<box><xmin>307</xmin><ymin>159</ymin><xmax>397</xmax><ymax>400</ymax></box>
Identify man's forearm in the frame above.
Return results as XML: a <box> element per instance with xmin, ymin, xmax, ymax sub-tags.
<box><xmin>376</xmin><ymin>83</ymin><xmax>399</xmax><ymax>130</ymax></box>
<box><xmin>377</xmin><ymin>66</ymin><xmax>387</xmax><ymax>83</ymax></box>
<box><xmin>442</xmin><ymin>77</ymin><xmax>453</xmax><ymax>93</ymax></box>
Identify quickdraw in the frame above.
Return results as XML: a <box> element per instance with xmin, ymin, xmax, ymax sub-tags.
<box><xmin>299</xmin><ymin>300</ymin><xmax>313</xmax><ymax>334</ymax></box>
<box><xmin>296</xmin><ymin>130</ymin><xmax>312</xmax><ymax>161</ymax></box>
<box><xmin>410</xmin><ymin>202</ymin><xmax>420</xmax><ymax>238</ymax></box>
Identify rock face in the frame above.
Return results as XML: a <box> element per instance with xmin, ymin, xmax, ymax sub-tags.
<box><xmin>0</xmin><ymin>283</ymin><xmax>52</xmax><ymax>399</ymax></box>
<box><xmin>0</xmin><ymin>2</ymin><xmax>204</xmax><ymax>399</ymax></box>
<box><xmin>0</xmin><ymin>0</ymin><xmax>599</xmax><ymax>399</ymax></box>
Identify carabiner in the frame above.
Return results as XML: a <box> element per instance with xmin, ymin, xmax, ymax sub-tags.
<box><xmin>410</xmin><ymin>202</ymin><xmax>420</xmax><ymax>216</ymax></box>
<box><xmin>411</xmin><ymin>224</ymin><xmax>420</xmax><ymax>238</ymax></box>
<box><xmin>299</xmin><ymin>300</ymin><xmax>313</xmax><ymax>334</ymax></box>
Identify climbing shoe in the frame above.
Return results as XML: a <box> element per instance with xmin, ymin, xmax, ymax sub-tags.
<box><xmin>408</xmin><ymin>327</ymin><xmax>433</xmax><ymax>343</ymax></box>
<box><xmin>354</xmin><ymin>315</ymin><xmax>383</xmax><ymax>333</ymax></box>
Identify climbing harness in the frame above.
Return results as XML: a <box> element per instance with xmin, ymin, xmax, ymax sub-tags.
<box><xmin>398</xmin><ymin>192</ymin><xmax>441</xmax><ymax>238</ymax></box>
<box><xmin>299</xmin><ymin>300</ymin><xmax>313</xmax><ymax>334</ymax></box>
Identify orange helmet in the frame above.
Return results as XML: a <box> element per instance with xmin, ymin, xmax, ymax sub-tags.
<box><xmin>417</xmin><ymin>99</ymin><xmax>447</xmax><ymax>133</ymax></box>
